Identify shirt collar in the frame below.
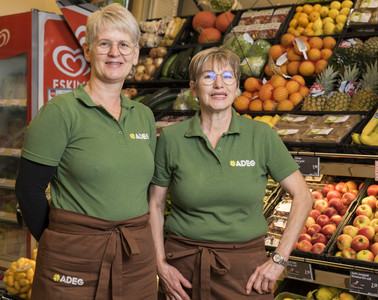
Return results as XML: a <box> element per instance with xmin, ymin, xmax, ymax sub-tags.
<box><xmin>185</xmin><ymin>108</ymin><xmax>241</xmax><ymax>138</ymax></box>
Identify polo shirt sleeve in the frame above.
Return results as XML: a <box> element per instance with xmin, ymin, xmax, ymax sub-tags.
<box><xmin>152</xmin><ymin>129</ymin><xmax>171</xmax><ymax>187</ymax></box>
<box><xmin>22</xmin><ymin>101</ymin><xmax>70</xmax><ymax>167</ymax></box>
<box><xmin>264</xmin><ymin>127</ymin><xmax>299</xmax><ymax>182</ymax></box>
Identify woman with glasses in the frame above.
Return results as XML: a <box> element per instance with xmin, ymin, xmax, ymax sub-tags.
<box><xmin>149</xmin><ymin>47</ymin><xmax>312</xmax><ymax>300</ymax></box>
<box><xmin>15</xmin><ymin>4</ymin><xmax>157</xmax><ymax>299</ymax></box>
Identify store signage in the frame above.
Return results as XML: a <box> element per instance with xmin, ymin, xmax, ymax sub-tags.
<box><xmin>349</xmin><ymin>271</ymin><xmax>378</xmax><ymax>297</ymax></box>
<box><xmin>286</xmin><ymin>260</ymin><xmax>314</xmax><ymax>282</ymax></box>
<box><xmin>293</xmin><ymin>156</ymin><xmax>320</xmax><ymax>177</ymax></box>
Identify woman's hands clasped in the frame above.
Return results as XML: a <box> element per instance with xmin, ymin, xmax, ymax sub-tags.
<box><xmin>158</xmin><ymin>262</ymin><xmax>192</xmax><ymax>300</ymax></box>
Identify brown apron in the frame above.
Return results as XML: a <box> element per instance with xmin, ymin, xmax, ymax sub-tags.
<box><xmin>164</xmin><ymin>234</ymin><xmax>274</xmax><ymax>300</ymax></box>
<box><xmin>31</xmin><ymin>207</ymin><xmax>157</xmax><ymax>300</ymax></box>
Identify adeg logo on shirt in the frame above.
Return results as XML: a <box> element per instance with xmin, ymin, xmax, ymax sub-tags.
<box><xmin>230</xmin><ymin>160</ymin><xmax>256</xmax><ymax>167</ymax></box>
<box><xmin>129</xmin><ymin>133</ymin><xmax>150</xmax><ymax>140</ymax></box>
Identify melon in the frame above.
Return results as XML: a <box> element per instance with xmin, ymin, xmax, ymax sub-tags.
<box><xmin>215</xmin><ymin>11</ymin><xmax>235</xmax><ymax>33</ymax></box>
<box><xmin>192</xmin><ymin>11</ymin><xmax>216</xmax><ymax>33</ymax></box>
<box><xmin>198</xmin><ymin>27</ymin><xmax>222</xmax><ymax>44</ymax></box>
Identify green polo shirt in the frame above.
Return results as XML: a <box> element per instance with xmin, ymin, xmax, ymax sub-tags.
<box><xmin>22</xmin><ymin>84</ymin><xmax>156</xmax><ymax>221</ymax></box>
<box><xmin>152</xmin><ymin>109</ymin><xmax>298</xmax><ymax>242</ymax></box>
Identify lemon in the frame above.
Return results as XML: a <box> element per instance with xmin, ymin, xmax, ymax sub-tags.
<box><xmin>293</xmin><ymin>12</ymin><xmax>300</xmax><ymax>19</ymax></box>
<box><xmin>324</xmin><ymin>22</ymin><xmax>336</xmax><ymax>35</ymax></box>
<box><xmin>330</xmin><ymin>1</ymin><xmax>341</xmax><ymax>10</ymax></box>
<box><xmin>309</xmin><ymin>11</ymin><xmax>320</xmax><ymax>22</ymax></box>
<box><xmin>341</xmin><ymin>0</ymin><xmax>353</xmax><ymax>9</ymax></box>
<box><xmin>328</xmin><ymin>8</ymin><xmax>340</xmax><ymax>19</ymax></box>
<box><xmin>313</xmin><ymin>4</ymin><xmax>322</xmax><ymax>12</ymax></box>
<box><xmin>323</xmin><ymin>17</ymin><xmax>335</xmax><ymax>24</ymax></box>
<box><xmin>313</xmin><ymin>18</ymin><xmax>323</xmax><ymax>31</ymax></box>
<box><xmin>336</xmin><ymin>14</ymin><xmax>347</xmax><ymax>24</ymax></box>
<box><xmin>339</xmin><ymin>7</ymin><xmax>350</xmax><ymax>16</ymax></box>
<box><xmin>335</xmin><ymin>22</ymin><xmax>344</xmax><ymax>34</ymax></box>
<box><xmin>289</xmin><ymin>19</ymin><xmax>298</xmax><ymax>28</ymax></box>
<box><xmin>297</xmin><ymin>26</ymin><xmax>305</xmax><ymax>34</ymax></box>
<box><xmin>319</xmin><ymin>7</ymin><xmax>329</xmax><ymax>18</ymax></box>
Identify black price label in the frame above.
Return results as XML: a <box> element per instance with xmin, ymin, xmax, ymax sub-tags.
<box><xmin>350</xmin><ymin>271</ymin><xmax>378</xmax><ymax>297</ymax></box>
<box><xmin>286</xmin><ymin>260</ymin><xmax>313</xmax><ymax>282</ymax></box>
<box><xmin>294</xmin><ymin>156</ymin><xmax>320</xmax><ymax>177</ymax></box>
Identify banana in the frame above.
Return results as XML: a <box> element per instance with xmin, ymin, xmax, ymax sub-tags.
<box><xmin>361</xmin><ymin>109</ymin><xmax>378</xmax><ymax>136</ymax></box>
<box><xmin>351</xmin><ymin>133</ymin><xmax>361</xmax><ymax>144</ymax></box>
<box><xmin>170</xmin><ymin>18</ymin><xmax>184</xmax><ymax>39</ymax></box>
<box><xmin>164</xmin><ymin>18</ymin><xmax>176</xmax><ymax>39</ymax></box>
<box><xmin>360</xmin><ymin>132</ymin><xmax>378</xmax><ymax>146</ymax></box>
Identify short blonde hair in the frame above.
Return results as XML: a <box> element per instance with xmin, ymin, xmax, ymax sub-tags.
<box><xmin>86</xmin><ymin>3</ymin><xmax>140</xmax><ymax>45</ymax></box>
<box><xmin>189</xmin><ymin>47</ymin><xmax>241</xmax><ymax>86</ymax></box>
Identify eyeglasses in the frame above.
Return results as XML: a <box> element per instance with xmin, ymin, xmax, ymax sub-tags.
<box><xmin>199</xmin><ymin>71</ymin><xmax>236</xmax><ymax>86</ymax></box>
<box><xmin>92</xmin><ymin>40</ymin><xmax>135</xmax><ymax>56</ymax></box>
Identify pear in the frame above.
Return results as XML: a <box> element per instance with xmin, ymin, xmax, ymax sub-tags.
<box><xmin>319</xmin><ymin>6</ymin><xmax>329</xmax><ymax>18</ymax></box>
<box><xmin>313</xmin><ymin>18</ymin><xmax>323</xmax><ymax>31</ymax></box>
<box><xmin>324</xmin><ymin>22</ymin><xmax>336</xmax><ymax>35</ymax></box>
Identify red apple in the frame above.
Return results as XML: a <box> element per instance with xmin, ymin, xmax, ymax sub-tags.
<box><xmin>335</xmin><ymin>251</ymin><xmax>342</xmax><ymax>257</ymax></box>
<box><xmin>339</xmin><ymin>206</ymin><xmax>348</xmax><ymax>216</ymax></box>
<box><xmin>358</xmin><ymin>182</ymin><xmax>364</xmax><ymax>190</ymax></box>
<box><xmin>323</xmin><ymin>184</ymin><xmax>335</xmax><ymax>196</ymax></box>
<box><xmin>342</xmin><ymin>192</ymin><xmax>356</xmax><ymax>207</ymax></box>
<box><xmin>329</xmin><ymin>215</ymin><xmax>343</xmax><ymax>227</ymax></box>
<box><xmin>335</xmin><ymin>182</ymin><xmax>349</xmax><ymax>194</ymax></box>
<box><xmin>328</xmin><ymin>197</ymin><xmax>344</xmax><ymax>213</ymax></box>
<box><xmin>297</xmin><ymin>240</ymin><xmax>312</xmax><ymax>252</ymax></box>
<box><xmin>356</xmin><ymin>249</ymin><xmax>374</xmax><ymax>262</ymax></box>
<box><xmin>305</xmin><ymin>216</ymin><xmax>316</xmax><ymax>228</ymax></box>
<box><xmin>309</xmin><ymin>209</ymin><xmax>322</xmax><ymax>221</ymax></box>
<box><xmin>316</xmin><ymin>214</ymin><xmax>330</xmax><ymax>227</ymax></box>
<box><xmin>351</xmin><ymin>235</ymin><xmax>370</xmax><ymax>252</ymax></box>
<box><xmin>327</xmin><ymin>190</ymin><xmax>342</xmax><ymax>201</ymax></box>
<box><xmin>346</xmin><ymin>180</ymin><xmax>358</xmax><ymax>192</ymax></box>
<box><xmin>301</xmin><ymin>226</ymin><xmax>307</xmax><ymax>234</ymax></box>
<box><xmin>322</xmin><ymin>223</ymin><xmax>337</xmax><ymax>239</ymax></box>
<box><xmin>375</xmin><ymin>210</ymin><xmax>378</xmax><ymax>219</ymax></box>
<box><xmin>312</xmin><ymin>190</ymin><xmax>324</xmax><ymax>201</ymax></box>
<box><xmin>370</xmin><ymin>219</ymin><xmax>378</xmax><ymax>232</ymax></box>
<box><xmin>337</xmin><ymin>234</ymin><xmax>353</xmax><ymax>250</ymax></box>
<box><xmin>343</xmin><ymin>225</ymin><xmax>359</xmax><ymax>238</ymax></box>
<box><xmin>314</xmin><ymin>199</ymin><xmax>328</xmax><ymax>213</ymax></box>
<box><xmin>311</xmin><ymin>232</ymin><xmax>328</xmax><ymax>245</ymax></box>
<box><xmin>342</xmin><ymin>247</ymin><xmax>357</xmax><ymax>259</ymax></box>
<box><xmin>298</xmin><ymin>233</ymin><xmax>312</xmax><ymax>243</ymax></box>
<box><xmin>361</xmin><ymin>196</ymin><xmax>377</xmax><ymax>210</ymax></box>
<box><xmin>367</xmin><ymin>184</ymin><xmax>378</xmax><ymax>197</ymax></box>
<box><xmin>353</xmin><ymin>215</ymin><xmax>371</xmax><ymax>228</ymax></box>
<box><xmin>324</xmin><ymin>206</ymin><xmax>338</xmax><ymax>219</ymax></box>
<box><xmin>355</xmin><ymin>204</ymin><xmax>373</xmax><ymax>218</ymax></box>
<box><xmin>374</xmin><ymin>233</ymin><xmax>378</xmax><ymax>243</ymax></box>
<box><xmin>371</xmin><ymin>242</ymin><xmax>378</xmax><ymax>256</ymax></box>
<box><xmin>311</xmin><ymin>242</ymin><xmax>326</xmax><ymax>254</ymax></box>
<box><xmin>307</xmin><ymin>223</ymin><xmax>322</xmax><ymax>236</ymax></box>
<box><xmin>357</xmin><ymin>226</ymin><xmax>375</xmax><ymax>241</ymax></box>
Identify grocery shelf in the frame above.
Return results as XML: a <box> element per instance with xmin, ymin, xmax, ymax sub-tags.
<box><xmin>0</xmin><ymin>99</ymin><xmax>26</xmax><ymax>107</ymax></box>
<box><xmin>0</xmin><ymin>149</ymin><xmax>21</xmax><ymax>158</ymax></box>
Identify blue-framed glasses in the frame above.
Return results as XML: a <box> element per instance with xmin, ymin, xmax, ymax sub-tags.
<box><xmin>199</xmin><ymin>71</ymin><xmax>236</xmax><ymax>86</ymax></box>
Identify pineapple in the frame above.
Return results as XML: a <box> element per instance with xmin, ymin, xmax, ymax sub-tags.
<box><xmin>324</xmin><ymin>64</ymin><xmax>360</xmax><ymax>111</ymax></box>
<box><xmin>349</xmin><ymin>61</ymin><xmax>378</xmax><ymax>111</ymax></box>
<box><xmin>350</xmin><ymin>38</ymin><xmax>364</xmax><ymax>59</ymax></box>
<box><xmin>364</xmin><ymin>37</ymin><xmax>378</xmax><ymax>58</ymax></box>
<box><xmin>301</xmin><ymin>66</ymin><xmax>338</xmax><ymax>111</ymax></box>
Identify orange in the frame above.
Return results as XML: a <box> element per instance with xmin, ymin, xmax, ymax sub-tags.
<box><xmin>280</xmin><ymin>64</ymin><xmax>288</xmax><ymax>76</ymax></box>
<box><xmin>308</xmin><ymin>48</ymin><xmax>321</xmax><ymax>61</ymax></box>
<box><xmin>303</xmin><ymin>28</ymin><xmax>314</xmax><ymax>37</ymax></box>
<box><xmin>244</xmin><ymin>77</ymin><xmax>261</xmax><ymax>92</ymax></box>
<box><xmin>259</xmin><ymin>84</ymin><xmax>274</xmax><ymax>101</ymax></box>
<box><xmin>277</xmin><ymin>99</ymin><xmax>295</xmax><ymax>111</ymax></box>
<box><xmin>303</xmin><ymin>4</ymin><xmax>313</xmax><ymax>15</ymax></box>
<box><xmin>242</xmin><ymin>91</ymin><xmax>253</xmax><ymax>99</ymax></box>
<box><xmin>292</xmin><ymin>75</ymin><xmax>306</xmax><ymax>86</ymax></box>
<box><xmin>289</xmin><ymin>19</ymin><xmax>298</xmax><ymax>28</ymax></box>
<box><xmin>309</xmin><ymin>36</ymin><xmax>323</xmax><ymax>49</ymax></box>
<box><xmin>280</xmin><ymin>33</ymin><xmax>296</xmax><ymax>47</ymax></box>
<box><xmin>268</xmin><ymin>45</ymin><xmax>284</xmax><ymax>61</ymax></box>
<box><xmin>296</xmin><ymin>6</ymin><xmax>303</xmax><ymax>13</ymax></box>
<box><xmin>299</xmin><ymin>61</ymin><xmax>315</xmax><ymax>77</ymax></box>
<box><xmin>321</xmin><ymin>48</ymin><xmax>333</xmax><ymax>61</ymax></box>
<box><xmin>299</xmin><ymin>85</ymin><xmax>310</xmax><ymax>97</ymax></box>
<box><xmin>286</xmin><ymin>80</ymin><xmax>300</xmax><ymax>94</ymax></box>
<box><xmin>287</xmin><ymin>61</ymin><xmax>301</xmax><ymax>75</ymax></box>
<box><xmin>287</xmin><ymin>49</ymin><xmax>302</xmax><ymax>61</ymax></box>
<box><xmin>297</xmin><ymin>35</ymin><xmax>309</xmax><ymax>42</ymax></box>
<box><xmin>298</xmin><ymin>16</ymin><xmax>309</xmax><ymax>27</ymax></box>
<box><xmin>315</xmin><ymin>59</ymin><xmax>328</xmax><ymax>74</ymax></box>
<box><xmin>296</xmin><ymin>26</ymin><xmax>305</xmax><ymax>35</ymax></box>
<box><xmin>262</xmin><ymin>99</ymin><xmax>277</xmax><ymax>111</ymax></box>
<box><xmin>233</xmin><ymin>95</ymin><xmax>250</xmax><ymax>111</ymax></box>
<box><xmin>265</xmin><ymin>64</ymin><xmax>274</xmax><ymax>77</ymax></box>
<box><xmin>252</xmin><ymin>91</ymin><xmax>260</xmax><ymax>99</ymax></box>
<box><xmin>248</xmin><ymin>99</ymin><xmax>263</xmax><ymax>111</ymax></box>
<box><xmin>289</xmin><ymin>92</ymin><xmax>303</xmax><ymax>106</ymax></box>
<box><xmin>309</xmin><ymin>11</ymin><xmax>320</xmax><ymax>22</ymax></box>
<box><xmin>270</xmin><ymin>74</ymin><xmax>287</xmax><ymax>88</ymax></box>
<box><xmin>294</xmin><ymin>41</ymin><xmax>310</xmax><ymax>56</ymax></box>
<box><xmin>273</xmin><ymin>86</ymin><xmax>289</xmax><ymax>102</ymax></box>
<box><xmin>323</xmin><ymin>36</ymin><xmax>337</xmax><ymax>49</ymax></box>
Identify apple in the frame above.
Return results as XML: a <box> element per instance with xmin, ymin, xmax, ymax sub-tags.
<box><xmin>361</xmin><ymin>196</ymin><xmax>377</xmax><ymax>210</ymax></box>
<box><xmin>335</xmin><ymin>182</ymin><xmax>349</xmax><ymax>194</ymax></box>
<box><xmin>323</xmin><ymin>207</ymin><xmax>338</xmax><ymax>219</ymax></box>
<box><xmin>374</xmin><ymin>233</ymin><xmax>378</xmax><ymax>243</ymax></box>
<box><xmin>301</xmin><ymin>226</ymin><xmax>307</xmax><ymax>234</ymax></box>
<box><xmin>375</xmin><ymin>210</ymin><xmax>378</xmax><ymax>219</ymax></box>
<box><xmin>353</xmin><ymin>215</ymin><xmax>371</xmax><ymax>229</ymax></box>
<box><xmin>311</xmin><ymin>233</ymin><xmax>328</xmax><ymax>245</ymax></box>
<box><xmin>314</xmin><ymin>199</ymin><xmax>328</xmax><ymax>213</ymax></box>
<box><xmin>358</xmin><ymin>182</ymin><xmax>364</xmax><ymax>190</ymax></box>
<box><xmin>371</xmin><ymin>242</ymin><xmax>378</xmax><ymax>256</ymax></box>
<box><xmin>305</xmin><ymin>216</ymin><xmax>316</xmax><ymax>228</ymax></box>
<box><xmin>323</xmin><ymin>184</ymin><xmax>335</xmax><ymax>196</ymax></box>
<box><xmin>329</xmin><ymin>215</ymin><xmax>343</xmax><ymax>227</ymax></box>
<box><xmin>322</xmin><ymin>223</ymin><xmax>337</xmax><ymax>239</ymax></box>
<box><xmin>307</xmin><ymin>223</ymin><xmax>322</xmax><ymax>236</ymax></box>
<box><xmin>327</xmin><ymin>190</ymin><xmax>342</xmax><ymax>201</ymax></box>
<box><xmin>351</xmin><ymin>235</ymin><xmax>370</xmax><ymax>252</ymax></box>
<box><xmin>343</xmin><ymin>225</ymin><xmax>359</xmax><ymax>238</ymax></box>
<box><xmin>339</xmin><ymin>206</ymin><xmax>348</xmax><ymax>216</ymax></box>
<box><xmin>342</xmin><ymin>192</ymin><xmax>356</xmax><ymax>207</ymax></box>
<box><xmin>335</xmin><ymin>251</ymin><xmax>342</xmax><ymax>257</ymax></box>
<box><xmin>357</xmin><ymin>226</ymin><xmax>375</xmax><ymax>241</ymax></box>
<box><xmin>309</xmin><ymin>209</ymin><xmax>322</xmax><ymax>221</ymax></box>
<box><xmin>342</xmin><ymin>247</ymin><xmax>357</xmax><ymax>259</ymax></box>
<box><xmin>297</xmin><ymin>240</ymin><xmax>312</xmax><ymax>252</ymax></box>
<box><xmin>337</xmin><ymin>234</ymin><xmax>353</xmax><ymax>250</ymax></box>
<box><xmin>356</xmin><ymin>249</ymin><xmax>374</xmax><ymax>262</ymax></box>
<box><xmin>328</xmin><ymin>198</ymin><xmax>344</xmax><ymax>213</ymax></box>
<box><xmin>355</xmin><ymin>204</ymin><xmax>373</xmax><ymax>218</ymax></box>
<box><xmin>370</xmin><ymin>219</ymin><xmax>378</xmax><ymax>232</ymax></box>
<box><xmin>367</xmin><ymin>184</ymin><xmax>378</xmax><ymax>197</ymax></box>
<box><xmin>298</xmin><ymin>233</ymin><xmax>312</xmax><ymax>243</ymax></box>
<box><xmin>375</xmin><ymin>255</ymin><xmax>378</xmax><ymax>263</ymax></box>
<box><xmin>311</xmin><ymin>242</ymin><xmax>326</xmax><ymax>254</ymax></box>
<box><xmin>316</xmin><ymin>214</ymin><xmax>330</xmax><ymax>227</ymax></box>
<box><xmin>312</xmin><ymin>190</ymin><xmax>324</xmax><ymax>201</ymax></box>
<box><xmin>345</xmin><ymin>180</ymin><xmax>358</xmax><ymax>192</ymax></box>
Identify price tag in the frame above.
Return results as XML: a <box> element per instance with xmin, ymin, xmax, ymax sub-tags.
<box><xmin>375</xmin><ymin>160</ymin><xmax>378</xmax><ymax>181</ymax></box>
<box><xmin>286</xmin><ymin>260</ymin><xmax>314</xmax><ymax>282</ymax></box>
<box><xmin>350</xmin><ymin>271</ymin><xmax>378</xmax><ymax>297</ymax></box>
<box><xmin>294</xmin><ymin>156</ymin><xmax>320</xmax><ymax>177</ymax></box>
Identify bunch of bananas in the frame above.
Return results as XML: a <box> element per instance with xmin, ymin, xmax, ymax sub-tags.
<box><xmin>352</xmin><ymin>109</ymin><xmax>378</xmax><ymax>146</ymax></box>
